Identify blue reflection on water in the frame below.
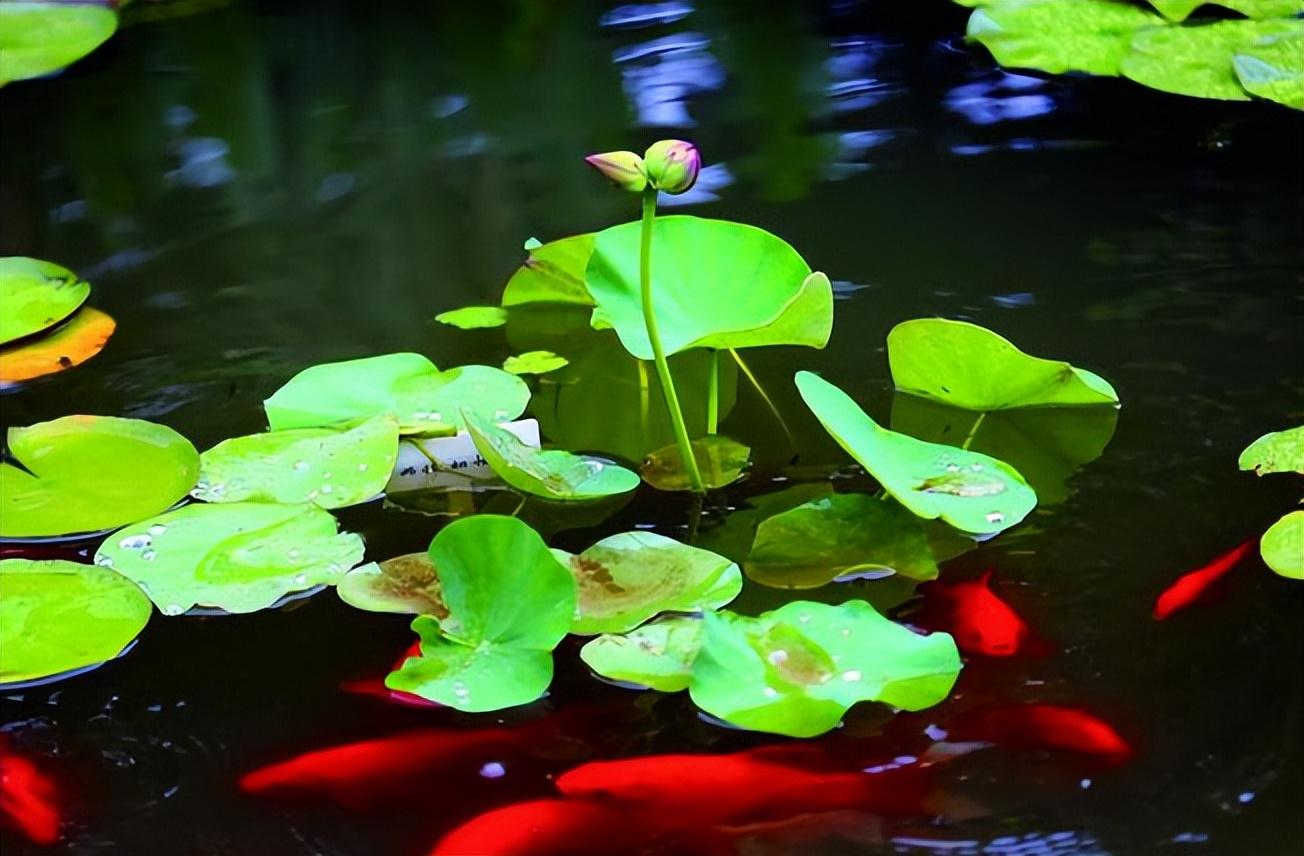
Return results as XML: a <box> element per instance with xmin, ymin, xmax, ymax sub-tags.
<box><xmin>614</xmin><ymin>33</ymin><xmax>724</xmax><ymax>127</ymax></box>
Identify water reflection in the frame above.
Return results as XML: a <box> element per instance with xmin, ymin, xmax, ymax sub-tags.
<box><xmin>944</xmin><ymin>71</ymin><xmax>1058</xmax><ymax>126</ymax></box>
<box><xmin>613</xmin><ymin>32</ymin><xmax>724</xmax><ymax>127</ymax></box>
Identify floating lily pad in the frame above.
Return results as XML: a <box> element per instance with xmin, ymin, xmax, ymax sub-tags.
<box><xmin>193</xmin><ymin>416</ymin><xmax>399</xmax><ymax>509</ymax></box>
<box><xmin>501</xmin><ymin>234</ymin><xmax>597</xmax><ymax>307</ymax></box>
<box><xmin>1234</xmin><ymin>29</ymin><xmax>1304</xmax><ymax>109</ymax></box>
<box><xmin>385</xmin><ymin>516</ymin><xmax>577</xmax><ymax>711</ymax></box>
<box><xmin>555</xmin><ymin>532</ymin><xmax>742</xmax><ymax>635</ymax></box>
<box><xmin>503</xmin><ymin>351</ymin><xmax>569</xmax><ymax>375</ymax></box>
<box><xmin>1239</xmin><ymin>425</ymin><xmax>1304</xmax><ymax>476</ymax></box>
<box><xmin>585</xmin><ymin>217</ymin><xmax>831</xmax><ymax>359</ymax></box>
<box><xmin>435</xmin><ymin>306</ymin><xmax>508</xmax><ymax>329</ymax></box>
<box><xmin>580</xmin><ymin>616</ymin><xmax>704</xmax><ymax>692</ymax></box>
<box><xmin>95</xmin><ymin>503</ymin><xmax>364</xmax><ymax>615</ymax></box>
<box><xmin>1</xmin><ymin>416</ymin><xmax>200</xmax><ymax>539</ymax></box>
<box><xmin>688</xmin><ymin>600</ymin><xmax>962</xmax><ymax>738</ymax></box>
<box><xmin>337</xmin><ymin>552</ymin><xmax>448</xmax><ymax>617</ymax></box>
<box><xmin>0</xmin><ymin>306</ymin><xmax>115</xmax><ymax>386</ymax></box>
<box><xmin>264</xmin><ymin>353</ymin><xmax>530</xmax><ymax>436</ymax></box>
<box><xmin>0</xmin><ymin>3</ymin><xmax>118</xmax><ymax>87</ymax></box>
<box><xmin>0</xmin><ymin>559</ymin><xmax>151</xmax><ymax>685</ymax></box>
<box><xmin>887</xmin><ymin>319</ymin><xmax>1118</xmax><ymax>411</ymax></box>
<box><xmin>1147</xmin><ymin>0</ymin><xmax>1303</xmax><ymax>21</ymax></box>
<box><xmin>1121</xmin><ymin>18</ymin><xmax>1303</xmax><ymax>100</ymax></box>
<box><xmin>795</xmin><ymin>372</ymin><xmax>1037</xmax><ymax>535</ymax></box>
<box><xmin>0</xmin><ymin>257</ymin><xmax>91</xmax><ymax>345</ymax></box>
<box><xmin>641</xmin><ymin>435</ymin><xmax>751</xmax><ymax>491</ymax></box>
<box><xmin>967</xmin><ymin>0</ymin><xmax>1162</xmax><ymax>76</ymax></box>
<box><xmin>464</xmin><ymin>410</ymin><xmax>640</xmax><ymax>501</ymax></box>
<box><xmin>745</xmin><ymin>494</ymin><xmax>939</xmax><ymax>589</ymax></box>
<box><xmin>1260</xmin><ymin>511</ymin><xmax>1303</xmax><ymax>579</ymax></box>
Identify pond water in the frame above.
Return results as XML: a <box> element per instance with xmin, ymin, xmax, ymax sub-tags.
<box><xmin>2</xmin><ymin>1</ymin><xmax>1303</xmax><ymax>854</ymax></box>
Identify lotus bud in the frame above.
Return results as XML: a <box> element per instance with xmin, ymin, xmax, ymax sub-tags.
<box><xmin>643</xmin><ymin>139</ymin><xmax>700</xmax><ymax>195</ymax></box>
<box><xmin>584</xmin><ymin>150</ymin><xmax>648</xmax><ymax>193</ymax></box>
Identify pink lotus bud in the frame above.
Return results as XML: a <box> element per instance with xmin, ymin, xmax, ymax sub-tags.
<box><xmin>584</xmin><ymin>151</ymin><xmax>648</xmax><ymax>193</ymax></box>
<box><xmin>643</xmin><ymin>139</ymin><xmax>700</xmax><ymax>195</ymax></box>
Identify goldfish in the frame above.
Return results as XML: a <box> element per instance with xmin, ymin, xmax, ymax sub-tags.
<box><xmin>339</xmin><ymin>640</ymin><xmax>439</xmax><ymax>708</ymax></box>
<box><xmin>950</xmin><ymin>704</ymin><xmax>1131</xmax><ymax>762</ymax></box>
<box><xmin>0</xmin><ymin>739</ymin><xmax>60</xmax><ymax>846</ymax></box>
<box><xmin>1153</xmin><ymin>539</ymin><xmax>1255</xmax><ymax>619</ymax></box>
<box><xmin>924</xmin><ymin>570</ymin><xmax>1035</xmax><ymax>657</ymax></box>
<box><xmin>427</xmin><ymin>799</ymin><xmax>636</xmax><ymax>856</ymax></box>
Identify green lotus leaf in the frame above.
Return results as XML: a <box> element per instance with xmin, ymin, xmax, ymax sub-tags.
<box><xmin>795</xmin><ymin>372</ymin><xmax>1037</xmax><ymax>535</ymax></box>
<box><xmin>503</xmin><ymin>350</ymin><xmax>569</xmax><ymax>375</ymax></box>
<box><xmin>385</xmin><ymin>516</ymin><xmax>577</xmax><ymax>711</ymax></box>
<box><xmin>0</xmin><ymin>256</ymin><xmax>91</xmax><ymax>345</ymax></box>
<box><xmin>1</xmin><ymin>416</ymin><xmax>200</xmax><ymax>539</ymax></box>
<box><xmin>967</xmin><ymin>0</ymin><xmax>1162</xmax><ymax>76</ymax></box>
<box><xmin>0</xmin><ymin>559</ymin><xmax>151</xmax><ymax>684</ymax></box>
<box><xmin>264</xmin><ymin>353</ymin><xmax>530</xmax><ymax>436</ymax></box>
<box><xmin>745</xmin><ymin>493</ymin><xmax>939</xmax><ymax>589</ymax></box>
<box><xmin>697</xmin><ymin>482</ymin><xmax>837</xmax><ymax>564</ymax></box>
<box><xmin>464</xmin><ymin>410</ymin><xmax>640</xmax><ymax>501</ymax></box>
<box><xmin>95</xmin><ymin>502</ymin><xmax>364</xmax><ymax>615</ymax></box>
<box><xmin>337</xmin><ymin>551</ymin><xmax>448</xmax><ymax>616</ymax></box>
<box><xmin>0</xmin><ymin>3</ymin><xmax>118</xmax><ymax>87</ymax></box>
<box><xmin>435</xmin><ymin>306</ymin><xmax>508</xmax><ymax>329</ymax></box>
<box><xmin>579</xmin><ymin>616</ymin><xmax>704</xmax><ymax>692</ymax></box>
<box><xmin>688</xmin><ymin>600</ymin><xmax>962</xmax><ymax>738</ymax></box>
<box><xmin>193</xmin><ymin>416</ymin><xmax>399</xmax><ymax>509</ymax></box>
<box><xmin>1234</xmin><ymin>29</ymin><xmax>1304</xmax><ymax>109</ymax></box>
<box><xmin>1239</xmin><ymin>425</ymin><xmax>1304</xmax><ymax>476</ymax></box>
<box><xmin>555</xmin><ymin>532</ymin><xmax>742</xmax><ymax>635</ymax></box>
<box><xmin>1122</xmin><ymin>18</ymin><xmax>1303</xmax><ymax>101</ymax></box>
<box><xmin>890</xmin><ymin>394</ymin><xmax>1118</xmax><ymax>506</ymax></box>
<box><xmin>501</xmin><ymin>233</ymin><xmax>596</xmax><ymax>307</ymax></box>
<box><xmin>1147</xmin><ymin>0</ymin><xmax>1303</xmax><ymax>21</ymax></box>
<box><xmin>584</xmin><ymin>216</ymin><xmax>831</xmax><ymax>359</ymax></box>
<box><xmin>1260</xmin><ymin>511</ymin><xmax>1303</xmax><ymax>579</ymax></box>
<box><xmin>641</xmin><ymin>435</ymin><xmax>751</xmax><ymax>491</ymax></box>
<box><xmin>888</xmin><ymin>319</ymin><xmax>1118</xmax><ymax>411</ymax></box>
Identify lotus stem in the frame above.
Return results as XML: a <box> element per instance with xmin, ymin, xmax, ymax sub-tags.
<box><xmin>706</xmin><ymin>350</ymin><xmax>720</xmax><ymax>435</ymax></box>
<box><xmin>728</xmin><ymin>348</ymin><xmax>797</xmax><ymax>455</ymax></box>
<box><xmin>640</xmin><ymin>188</ymin><xmax>705</xmax><ymax>494</ymax></box>
<box><xmin>961</xmin><ymin>411</ymin><xmax>987</xmax><ymax>451</ymax></box>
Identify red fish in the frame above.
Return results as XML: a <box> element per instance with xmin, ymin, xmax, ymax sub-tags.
<box><xmin>952</xmin><ymin>704</ymin><xmax>1131</xmax><ymax>762</ymax></box>
<box><xmin>339</xmin><ymin>640</ymin><xmax>440</xmax><ymax>708</ymax></box>
<box><xmin>1153</xmin><ymin>539</ymin><xmax>1255</xmax><ymax>619</ymax></box>
<box><xmin>0</xmin><ymin>740</ymin><xmax>60</xmax><ymax>846</ymax></box>
<box><xmin>428</xmin><ymin>799</ymin><xmax>635</xmax><ymax>856</ymax></box>
<box><xmin>925</xmin><ymin>571</ymin><xmax>1034</xmax><ymax>656</ymax></box>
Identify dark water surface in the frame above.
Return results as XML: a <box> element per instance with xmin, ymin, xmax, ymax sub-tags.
<box><xmin>2</xmin><ymin>1</ymin><xmax>1303</xmax><ymax>854</ymax></box>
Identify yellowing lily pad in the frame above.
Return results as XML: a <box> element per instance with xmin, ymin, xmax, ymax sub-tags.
<box><xmin>0</xmin><ymin>256</ymin><xmax>91</xmax><ymax>345</ymax></box>
<box><xmin>95</xmin><ymin>502</ymin><xmax>364</xmax><ymax>615</ymax></box>
<box><xmin>337</xmin><ymin>551</ymin><xmax>448</xmax><ymax>616</ymax></box>
<box><xmin>0</xmin><ymin>559</ymin><xmax>151</xmax><ymax>685</ymax></box>
<box><xmin>641</xmin><ymin>435</ymin><xmax>751</xmax><ymax>491</ymax></box>
<box><xmin>1260</xmin><ymin>511</ymin><xmax>1303</xmax><ymax>579</ymax></box>
<box><xmin>0</xmin><ymin>306</ymin><xmax>115</xmax><ymax>385</ymax></box>
<box><xmin>555</xmin><ymin>532</ymin><xmax>742</xmax><ymax>635</ymax></box>
<box><xmin>1</xmin><ymin>415</ymin><xmax>200</xmax><ymax>539</ymax></box>
<box><xmin>580</xmin><ymin>616</ymin><xmax>704</xmax><ymax>692</ymax></box>
<box><xmin>1239</xmin><ymin>425</ymin><xmax>1304</xmax><ymax>476</ymax></box>
<box><xmin>0</xmin><ymin>3</ymin><xmax>118</xmax><ymax>86</ymax></box>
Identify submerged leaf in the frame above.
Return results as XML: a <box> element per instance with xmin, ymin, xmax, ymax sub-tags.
<box><xmin>435</xmin><ymin>306</ymin><xmax>508</xmax><ymax>329</ymax></box>
<box><xmin>0</xmin><ymin>559</ymin><xmax>151</xmax><ymax>684</ymax></box>
<box><xmin>1</xmin><ymin>416</ymin><xmax>199</xmax><ymax>539</ymax></box>
<box><xmin>580</xmin><ymin>616</ymin><xmax>704</xmax><ymax>692</ymax></box>
<box><xmin>887</xmin><ymin>319</ymin><xmax>1118</xmax><ymax>411</ymax></box>
<box><xmin>688</xmin><ymin>601</ymin><xmax>961</xmax><ymax>738</ymax></box>
<box><xmin>264</xmin><ymin>353</ymin><xmax>529</xmax><ymax>436</ymax></box>
<box><xmin>796</xmin><ymin>372</ymin><xmax>1037</xmax><ymax>535</ymax></box>
<box><xmin>0</xmin><ymin>3</ymin><xmax>118</xmax><ymax>86</ymax></box>
<box><xmin>966</xmin><ymin>0</ymin><xmax>1162</xmax><ymax>76</ymax></box>
<box><xmin>641</xmin><ymin>435</ymin><xmax>751</xmax><ymax>491</ymax></box>
<box><xmin>1260</xmin><ymin>511</ymin><xmax>1303</xmax><ymax>579</ymax></box>
<box><xmin>0</xmin><ymin>306</ymin><xmax>115</xmax><ymax>386</ymax></box>
<box><xmin>464</xmin><ymin>410</ymin><xmax>640</xmax><ymax>501</ymax></box>
<box><xmin>1234</xmin><ymin>29</ymin><xmax>1304</xmax><ymax>109</ymax></box>
<box><xmin>194</xmin><ymin>416</ymin><xmax>399</xmax><ymax>509</ymax></box>
<box><xmin>0</xmin><ymin>257</ymin><xmax>91</xmax><ymax>345</ymax></box>
<box><xmin>1239</xmin><ymin>425</ymin><xmax>1304</xmax><ymax>476</ymax></box>
<box><xmin>1121</xmin><ymin>18</ymin><xmax>1303</xmax><ymax>101</ymax></box>
<box><xmin>745</xmin><ymin>493</ymin><xmax>939</xmax><ymax>589</ymax></box>
<box><xmin>503</xmin><ymin>351</ymin><xmax>569</xmax><ymax>375</ymax></box>
<box><xmin>95</xmin><ymin>503</ymin><xmax>364</xmax><ymax>615</ymax></box>
<box><xmin>556</xmin><ymin>532</ymin><xmax>742</xmax><ymax>635</ymax></box>
<box><xmin>337</xmin><ymin>552</ymin><xmax>448</xmax><ymax>616</ymax></box>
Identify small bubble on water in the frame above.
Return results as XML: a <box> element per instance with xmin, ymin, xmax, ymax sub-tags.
<box><xmin>479</xmin><ymin>761</ymin><xmax>506</xmax><ymax>779</ymax></box>
<box><xmin>841</xmin><ymin>670</ymin><xmax>862</xmax><ymax>682</ymax></box>
<box><xmin>294</xmin><ymin>461</ymin><xmax>310</xmax><ymax>472</ymax></box>
<box><xmin>148</xmin><ymin>525</ymin><xmax>168</xmax><ymax>536</ymax></box>
<box><xmin>767</xmin><ymin>650</ymin><xmax>789</xmax><ymax>666</ymax></box>
<box><xmin>288</xmin><ymin>549</ymin><xmax>301</xmax><ymax>562</ymax></box>
<box><xmin>119</xmin><ymin>534</ymin><xmax>152</xmax><ymax>550</ymax></box>
<box><xmin>985</xmin><ymin>512</ymin><xmax>1005</xmax><ymax>523</ymax></box>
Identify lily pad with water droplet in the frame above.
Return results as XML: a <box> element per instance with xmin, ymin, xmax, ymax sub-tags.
<box><xmin>555</xmin><ymin>532</ymin><xmax>742</xmax><ymax>635</ymax></box>
<box><xmin>1234</xmin><ymin>28</ymin><xmax>1304</xmax><ymax>109</ymax></box>
<box><xmin>1122</xmin><ymin>18</ymin><xmax>1304</xmax><ymax>101</ymax></box>
<box><xmin>464</xmin><ymin>410</ymin><xmax>640</xmax><ymax>501</ymax></box>
<box><xmin>585</xmin><ymin>217</ymin><xmax>832</xmax><ymax>359</ymax></box>
<box><xmin>888</xmin><ymin>319</ymin><xmax>1118</xmax><ymax>411</ymax></box>
<box><xmin>264</xmin><ymin>353</ymin><xmax>530</xmax><ymax>436</ymax></box>
<box><xmin>0</xmin><ymin>306</ymin><xmax>115</xmax><ymax>386</ymax></box>
<box><xmin>337</xmin><ymin>551</ymin><xmax>448</xmax><ymax>616</ymax></box>
<box><xmin>503</xmin><ymin>351</ymin><xmax>569</xmax><ymax>375</ymax></box>
<box><xmin>435</xmin><ymin>306</ymin><xmax>508</xmax><ymax>329</ymax></box>
<box><xmin>689</xmin><ymin>600</ymin><xmax>962</xmax><ymax>738</ymax></box>
<box><xmin>0</xmin><ymin>559</ymin><xmax>152</xmax><ymax>685</ymax></box>
<box><xmin>745</xmin><ymin>493</ymin><xmax>939</xmax><ymax>589</ymax></box>
<box><xmin>385</xmin><ymin>516</ymin><xmax>577</xmax><ymax>711</ymax></box>
<box><xmin>796</xmin><ymin>372</ymin><xmax>1036</xmax><ymax>535</ymax></box>
<box><xmin>641</xmin><ymin>435</ymin><xmax>751</xmax><ymax>491</ymax></box>
<box><xmin>0</xmin><ymin>257</ymin><xmax>91</xmax><ymax>345</ymax></box>
<box><xmin>1239</xmin><ymin>425</ymin><xmax>1304</xmax><ymax>476</ymax></box>
<box><xmin>0</xmin><ymin>3</ymin><xmax>118</xmax><ymax>87</ymax></box>
<box><xmin>193</xmin><ymin>415</ymin><xmax>399</xmax><ymax>509</ymax></box>
<box><xmin>1261</xmin><ymin>511</ymin><xmax>1303</xmax><ymax>580</ymax></box>
<box><xmin>95</xmin><ymin>503</ymin><xmax>364</xmax><ymax>615</ymax></box>
<box><xmin>580</xmin><ymin>616</ymin><xmax>704</xmax><ymax>691</ymax></box>
<box><xmin>966</xmin><ymin>0</ymin><xmax>1162</xmax><ymax>76</ymax></box>
<box><xmin>1</xmin><ymin>416</ymin><xmax>200</xmax><ymax>539</ymax></box>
